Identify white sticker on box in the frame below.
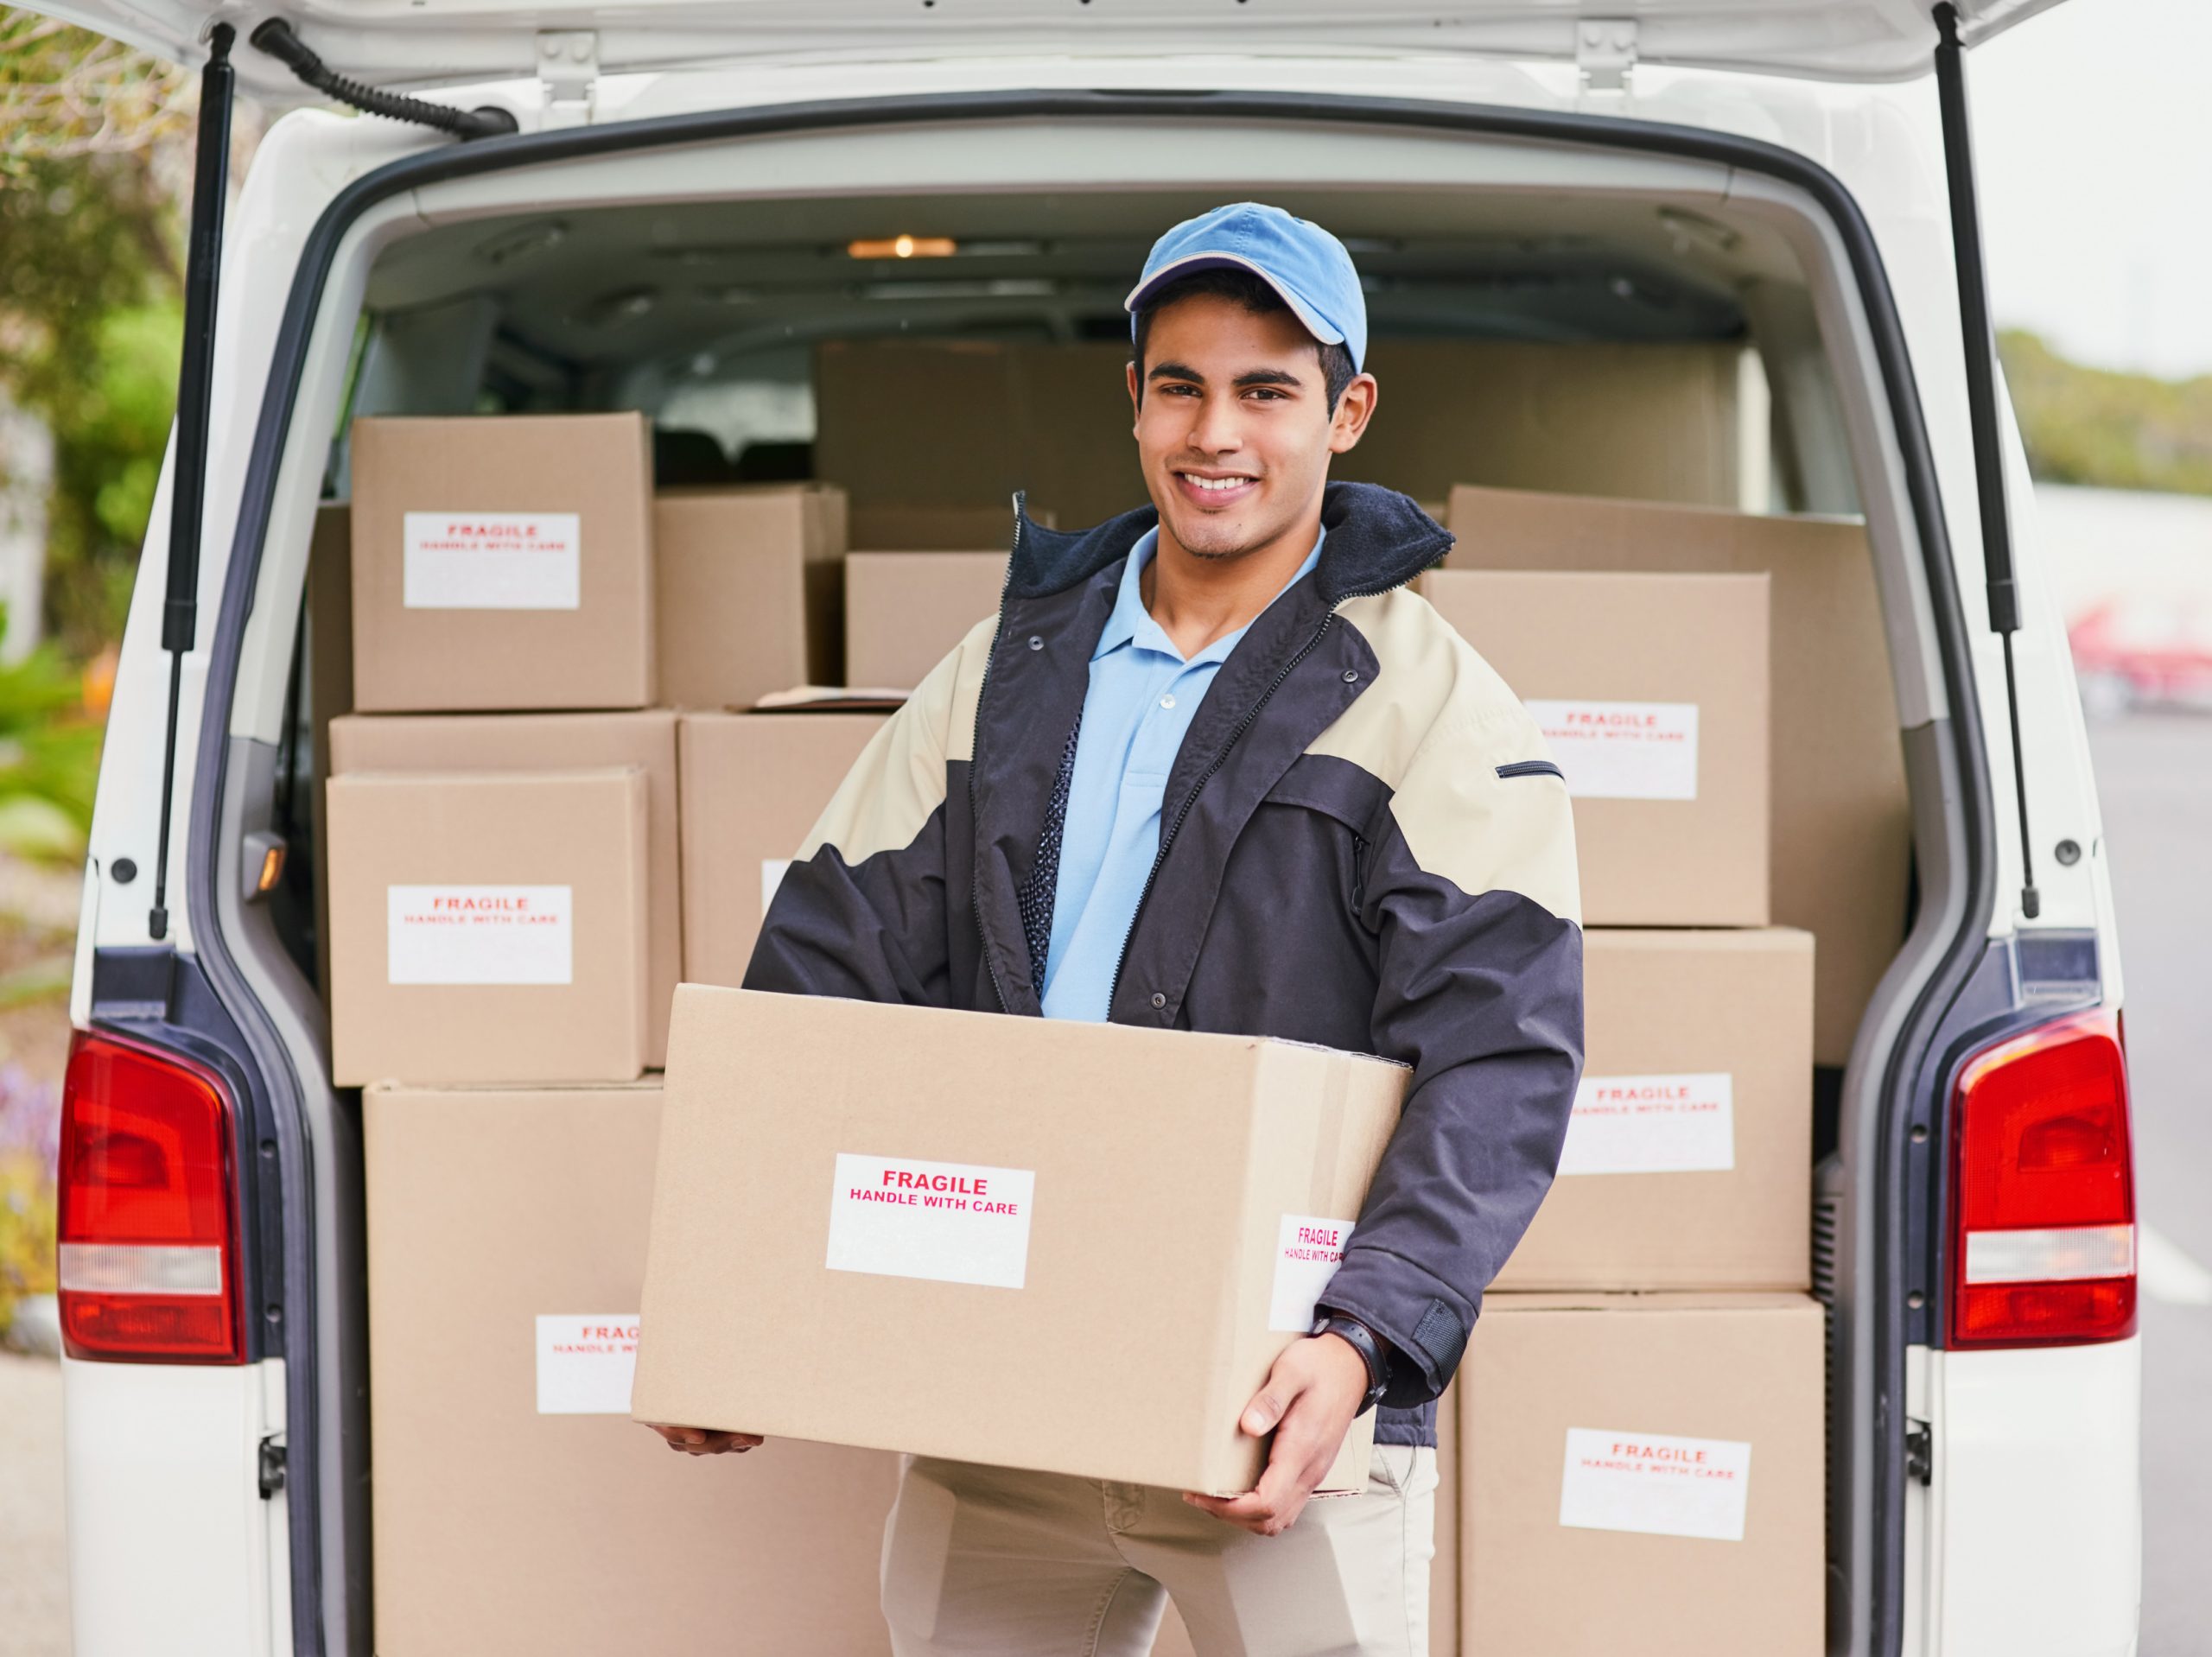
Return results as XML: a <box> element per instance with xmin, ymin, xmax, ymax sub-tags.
<box><xmin>386</xmin><ymin>885</ymin><xmax>573</xmax><ymax>986</ymax></box>
<box><xmin>1558</xmin><ymin>1426</ymin><xmax>1752</xmax><ymax>1541</ymax></box>
<box><xmin>1269</xmin><ymin>1215</ymin><xmax>1357</xmax><ymax>1331</ymax></box>
<box><xmin>404</xmin><ymin>511</ymin><xmax>582</xmax><ymax>610</ymax></box>
<box><xmin>535</xmin><ymin>1313</ymin><xmax>639</xmax><ymax>1414</ymax></box>
<box><xmin>761</xmin><ymin>858</ymin><xmax>791</xmax><ymax>914</ymax></box>
<box><xmin>1555</xmin><ymin>1072</ymin><xmax>1735</xmax><ymax>1177</ymax></box>
<box><xmin>1523</xmin><ymin>699</ymin><xmax>1700</xmax><ymax>801</ymax></box>
<box><xmin>827</xmin><ymin>1152</ymin><xmax>1035</xmax><ymax>1290</ymax></box>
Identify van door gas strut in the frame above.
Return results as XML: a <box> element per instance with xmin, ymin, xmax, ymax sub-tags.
<box><xmin>1934</xmin><ymin>2</ymin><xmax>2040</xmax><ymax>921</ymax></box>
<box><xmin>146</xmin><ymin>22</ymin><xmax>237</xmax><ymax>939</ymax></box>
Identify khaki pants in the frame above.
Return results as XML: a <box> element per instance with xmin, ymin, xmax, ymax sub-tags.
<box><xmin>879</xmin><ymin>1445</ymin><xmax>1437</xmax><ymax>1657</ymax></box>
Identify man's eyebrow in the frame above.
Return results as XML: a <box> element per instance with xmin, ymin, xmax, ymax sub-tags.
<box><xmin>1146</xmin><ymin>359</ymin><xmax>1205</xmax><ymax>383</ymax></box>
<box><xmin>1230</xmin><ymin>367</ymin><xmax>1306</xmax><ymax>390</ymax></box>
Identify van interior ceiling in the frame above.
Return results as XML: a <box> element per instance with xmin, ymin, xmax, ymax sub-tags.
<box><xmin>279</xmin><ymin>182</ymin><xmax>1889</xmax><ymax>1161</ymax></box>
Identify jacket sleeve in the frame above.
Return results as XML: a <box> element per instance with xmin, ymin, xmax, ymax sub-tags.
<box><xmin>742</xmin><ymin>623</ymin><xmax>988</xmax><ymax>1006</ymax></box>
<box><xmin>1315</xmin><ymin>705</ymin><xmax>1584</xmax><ymax>1407</ymax></box>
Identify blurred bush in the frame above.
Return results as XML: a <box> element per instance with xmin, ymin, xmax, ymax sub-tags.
<box><xmin>2001</xmin><ymin>329</ymin><xmax>2212</xmax><ymax>498</ymax></box>
<box><xmin>0</xmin><ymin>604</ymin><xmax>102</xmax><ymax>861</ymax></box>
<box><xmin>0</xmin><ymin>1062</ymin><xmax>60</xmax><ymax>1339</ymax></box>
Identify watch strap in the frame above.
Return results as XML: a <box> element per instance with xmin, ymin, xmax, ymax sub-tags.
<box><xmin>1313</xmin><ymin>1313</ymin><xmax>1389</xmax><ymax>1413</ymax></box>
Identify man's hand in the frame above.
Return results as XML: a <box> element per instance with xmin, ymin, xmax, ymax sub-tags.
<box><xmin>643</xmin><ymin>1422</ymin><xmax>764</xmax><ymax>1457</ymax></box>
<box><xmin>1182</xmin><ymin>1332</ymin><xmax>1370</xmax><ymax>1535</ymax></box>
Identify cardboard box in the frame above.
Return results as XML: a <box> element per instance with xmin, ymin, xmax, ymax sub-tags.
<box><xmin>851</xmin><ymin>503</ymin><xmax>1039</xmax><ymax>550</ymax></box>
<box><xmin>632</xmin><ymin>987</ymin><xmax>1403</xmax><ymax>1495</ymax></box>
<box><xmin>349</xmin><ymin>413</ymin><xmax>656</xmax><ymax>712</ymax></box>
<box><xmin>655</xmin><ymin>486</ymin><xmax>848</xmax><ymax>709</ymax></box>
<box><xmin>1445</xmin><ymin>486</ymin><xmax>1910</xmax><ymax>1063</ymax></box>
<box><xmin>365</xmin><ymin>1080</ymin><xmax>899</xmax><ymax>1655</ymax></box>
<box><xmin>1351</xmin><ymin>340</ymin><xmax>1747</xmax><ymax>508</ymax></box>
<box><xmin>326</xmin><ymin>768</ymin><xmax>650</xmax><ymax>1085</ymax></box>
<box><xmin>815</xmin><ymin>340</ymin><xmax>1746</xmax><ymax>532</ymax></box>
<box><xmin>1459</xmin><ymin>1293</ymin><xmax>1824</xmax><ymax>1657</ymax></box>
<box><xmin>677</xmin><ymin>710</ymin><xmax>889</xmax><ymax>986</ymax></box>
<box><xmin>329</xmin><ymin>712</ymin><xmax>681</xmax><ymax>1067</ymax></box>
<box><xmin>1419</xmin><ymin>568</ymin><xmax>1771</xmax><ymax>927</ymax></box>
<box><xmin>1496</xmin><ymin>930</ymin><xmax>1814</xmax><ymax>1292</ymax></box>
<box><xmin>844</xmin><ymin>551</ymin><xmax>1008</xmax><ymax>690</ymax></box>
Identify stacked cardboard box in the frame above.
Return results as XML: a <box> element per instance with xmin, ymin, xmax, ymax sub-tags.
<box><xmin>1419</xmin><ymin>486</ymin><xmax>1834</xmax><ymax>1655</ymax></box>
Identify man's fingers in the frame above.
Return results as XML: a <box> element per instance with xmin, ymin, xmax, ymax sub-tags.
<box><xmin>1241</xmin><ymin>1387</ymin><xmax>1293</xmax><ymax>1438</ymax></box>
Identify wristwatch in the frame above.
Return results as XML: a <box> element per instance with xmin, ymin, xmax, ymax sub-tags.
<box><xmin>1312</xmin><ymin>1313</ymin><xmax>1390</xmax><ymax>1416</ymax></box>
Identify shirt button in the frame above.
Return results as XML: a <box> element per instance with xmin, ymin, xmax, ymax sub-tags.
<box><xmin>1149</xmin><ymin>992</ymin><xmax>1167</xmax><ymax>1010</ymax></box>
<box><xmin>1160</xmin><ymin>694</ymin><xmax>1177</xmax><ymax>710</ymax></box>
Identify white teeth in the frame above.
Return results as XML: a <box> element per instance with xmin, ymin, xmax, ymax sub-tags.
<box><xmin>1185</xmin><ymin>475</ymin><xmax>1249</xmax><ymax>492</ymax></box>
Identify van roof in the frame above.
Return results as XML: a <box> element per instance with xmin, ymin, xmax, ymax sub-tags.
<box><xmin>33</xmin><ymin>0</ymin><xmax>2067</xmax><ymax>102</ymax></box>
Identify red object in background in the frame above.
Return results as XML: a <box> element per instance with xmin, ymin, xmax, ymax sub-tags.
<box><xmin>1950</xmin><ymin>1011</ymin><xmax>2137</xmax><ymax>1349</ymax></box>
<box><xmin>55</xmin><ymin>1032</ymin><xmax>245</xmax><ymax>1363</ymax></box>
<box><xmin>2068</xmin><ymin>596</ymin><xmax>2212</xmax><ymax>713</ymax></box>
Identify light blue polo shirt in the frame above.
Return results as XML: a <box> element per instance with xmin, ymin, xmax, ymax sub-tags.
<box><xmin>1039</xmin><ymin>525</ymin><xmax>1325</xmax><ymax>1022</ymax></box>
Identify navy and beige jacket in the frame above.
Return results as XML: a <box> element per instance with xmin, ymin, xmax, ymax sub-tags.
<box><xmin>747</xmin><ymin>481</ymin><xmax>1585</xmax><ymax>1448</ymax></box>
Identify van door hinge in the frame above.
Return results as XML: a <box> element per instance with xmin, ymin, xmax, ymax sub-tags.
<box><xmin>537</xmin><ymin>30</ymin><xmax>600</xmax><ymax>129</ymax></box>
<box><xmin>258</xmin><ymin>1433</ymin><xmax>287</xmax><ymax>1499</ymax></box>
<box><xmin>1904</xmin><ymin>1418</ymin><xmax>1934</xmax><ymax>1486</ymax></box>
<box><xmin>1576</xmin><ymin>19</ymin><xmax>1638</xmax><ymax>93</ymax></box>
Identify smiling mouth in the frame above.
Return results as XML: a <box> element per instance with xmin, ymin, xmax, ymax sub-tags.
<box><xmin>1176</xmin><ymin>471</ymin><xmax>1258</xmax><ymax>497</ymax></box>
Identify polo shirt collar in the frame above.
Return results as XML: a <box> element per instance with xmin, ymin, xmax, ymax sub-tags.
<box><xmin>1092</xmin><ymin>524</ymin><xmax>1327</xmax><ymax>666</ymax></box>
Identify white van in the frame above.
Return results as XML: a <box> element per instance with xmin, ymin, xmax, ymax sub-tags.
<box><xmin>41</xmin><ymin>3</ymin><xmax>2139</xmax><ymax>1654</ymax></box>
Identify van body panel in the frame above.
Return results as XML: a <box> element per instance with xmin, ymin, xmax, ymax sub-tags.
<box><xmin>1930</xmin><ymin>1339</ymin><xmax>2143</xmax><ymax>1657</ymax></box>
<box><xmin>63</xmin><ymin>1356</ymin><xmax>289</xmax><ymax>1657</ymax></box>
<box><xmin>61</xmin><ymin>48</ymin><xmax>2130</xmax><ymax>1657</ymax></box>
<box><xmin>22</xmin><ymin>0</ymin><xmax>2069</xmax><ymax>98</ymax></box>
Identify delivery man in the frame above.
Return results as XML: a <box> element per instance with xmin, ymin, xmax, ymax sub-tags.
<box><xmin>650</xmin><ymin>203</ymin><xmax>1585</xmax><ymax>1656</ymax></box>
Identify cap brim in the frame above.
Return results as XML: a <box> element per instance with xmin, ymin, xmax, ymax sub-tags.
<box><xmin>1122</xmin><ymin>252</ymin><xmax>1347</xmax><ymax>347</ymax></box>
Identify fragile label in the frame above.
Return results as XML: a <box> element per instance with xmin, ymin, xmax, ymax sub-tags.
<box><xmin>1523</xmin><ymin>699</ymin><xmax>1700</xmax><ymax>801</ymax></box>
<box><xmin>404</xmin><ymin>511</ymin><xmax>582</xmax><ymax>610</ymax></box>
<box><xmin>1270</xmin><ymin>1215</ymin><xmax>1357</xmax><ymax>1330</ymax></box>
<box><xmin>761</xmin><ymin>858</ymin><xmax>791</xmax><ymax>914</ymax></box>
<box><xmin>535</xmin><ymin>1313</ymin><xmax>639</xmax><ymax>1414</ymax></box>
<box><xmin>1555</xmin><ymin>1072</ymin><xmax>1735</xmax><ymax>1177</ymax></box>
<box><xmin>827</xmin><ymin>1152</ymin><xmax>1035</xmax><ymax>1290</ymax></box>
<box><xmin>386</xmin><ymin>885</ymin><xmax>573</xmax><ymax>986</ymax></box>
<box><xmin>1559</xmin><ymin>1427</ymin><xmax>1752</xmax><ymax>1541</ymax></box>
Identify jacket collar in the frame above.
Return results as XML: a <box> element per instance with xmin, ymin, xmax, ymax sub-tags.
<box><xmin>1007</xmin><ymin>480</ymin><xmax>1452</xmax><ymax>608</ymax></box>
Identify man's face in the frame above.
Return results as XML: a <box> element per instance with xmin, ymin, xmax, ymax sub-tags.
<box><xmin>1128</xmin><ymin>293</ymin><xmax>1376</xmax><ymax>564</ymax></box>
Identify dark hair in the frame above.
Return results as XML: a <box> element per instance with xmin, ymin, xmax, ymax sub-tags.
<box><xmin>1130</xmin><ymin>267</ymin><xmax>1359</xmax><ymax>411</ymax></box>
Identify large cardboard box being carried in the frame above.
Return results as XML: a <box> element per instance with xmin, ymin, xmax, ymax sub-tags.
<box><xmin>845</xmin><ymin>551</ymin><xmax>1007</xmax><ymax>690</ymax></box>
<box><xmin>349</xmin><ymin>413</ymin><xmax>656</xmax><ymax>713</ymax></box>
<box><xmin>632</xmin><ymin>987</ymin><xmax>1403</xmax><ymax>1495</ymax></box>
<box><xmin>677</xmin><ymin>709</ymin><xmax>889</xmax><ymax>986</ymax></box>
<box><xmin>1496</xmin><ymin>930</ymin><xmax>1814</xmax><ymax>1292</ymax></box>
<box><xmin>1446</xmin><ymin>486</ymin><xmax>1909</xmax><ymax>1063</ymax></box>
<box><xmin>1460</xmin><ymin>1293</ymin><xmax>1824</xmax><ymax>1657</ymax></box>
<box><xmin>656</xmin><ymin>486</ymin><xmax>848</xmax><ymax>709</ymax></box>
<box><xmin>328</xmin><ymin>712</ymin><xmax>682</xmax><ymax>1066</ymax></box>
<box><xmin>326</xmin><ymin>768</ymin><xmax>650</xmax><ymax>1085</ymax></box>
<box><xmin>365</xmin><ymin>1080</ymin><xmax>899</xmax><ymax>1655</ymax></box>
<box><xmin>1420</xmin><ymin>568</ymin><xmax>1771</xmax><ymax>927</ymax></box>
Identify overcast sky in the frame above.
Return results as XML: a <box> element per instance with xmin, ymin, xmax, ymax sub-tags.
<box><xmin>1970</xmin><ymin>0</ymin><xmax>2212</xmax><ymax>380</ymax></box>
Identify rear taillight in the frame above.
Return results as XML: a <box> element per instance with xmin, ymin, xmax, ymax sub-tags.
<box><xmin>56</xmin><ymin>1031</ymin><xmax>244</xmax><ymax>1363</ymax></box>
<box><xmin>1948</xmin><ymin>1011</ymin><xmax>2136</xmax><ymax>1349</ymax></box>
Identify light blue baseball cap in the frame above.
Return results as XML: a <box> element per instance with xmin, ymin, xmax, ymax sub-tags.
<box><xmin>1124</xmin><ymin>202</ymin><xmax>1368</xmax><ymax>372</ymax></box>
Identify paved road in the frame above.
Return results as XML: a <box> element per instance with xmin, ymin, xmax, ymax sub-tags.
<box><xmin>0</xmin><ymin>1350</ymin><xmax>69</xmax><ymax>1656</ymax></box>
<box><xmin>2088</xmin><ymin>712</ymin><xmax>2212</xmax><ymax>1656</ymax></box>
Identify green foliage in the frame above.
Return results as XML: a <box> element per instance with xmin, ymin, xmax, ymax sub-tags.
<box><xmin>0</xmin><ymin>10</ymin><xmax>189</xmax><ymax>653</ymax></box>
<box><xmin>1999</xmin><ymin>329</ymin><xmax>2212</xmax><ymax>498</ymax></box>
<box><xmin>0</xmin><ymin>605</ymin><xmax>102</xmax><ymax>861</ymax></box>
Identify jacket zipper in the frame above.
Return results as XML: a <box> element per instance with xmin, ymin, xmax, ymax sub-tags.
<box><xmin>967</xmin><ymin>494</ymin><xmax>1027</xmax><ymax>1013</ymax></box>
<box><xmin>1103</xmin><ymin>580</ymin><xmax>1397</xmax><ymax>1019</ymax></box>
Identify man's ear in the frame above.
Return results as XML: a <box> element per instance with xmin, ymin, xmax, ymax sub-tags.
<box><xmin>1328</xmin><ymin>372</ymin><xmax>1380</xmax><ymax>455</ymax></box>
<box><xmin>1126</xmin><ymin>359</ymin><xmax>1143</xmax><ymax>433</ymax></box>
